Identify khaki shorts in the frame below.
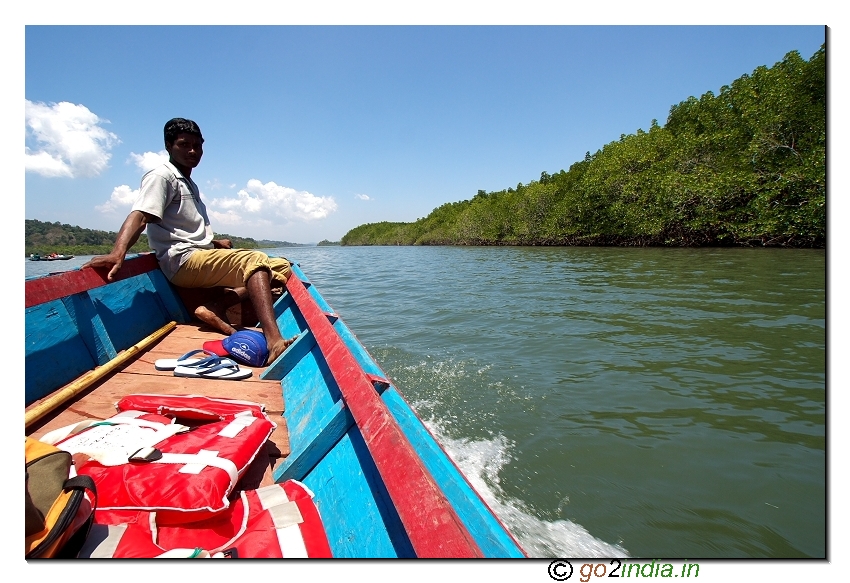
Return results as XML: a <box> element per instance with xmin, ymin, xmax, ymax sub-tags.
<box><xmin>170</xmin><ymin>248</ymin><xmax>292</xmax><ymax>289</ymax></box>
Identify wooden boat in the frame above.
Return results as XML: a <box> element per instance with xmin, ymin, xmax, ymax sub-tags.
<box><xmin>29</xmin><ymin>253</ymin><xmax>75</xmax><ymax>261</ymax></box>
<box><xmin>25</xmin><ymin>252</ymin><xmax>527</xmax><ymax>558</ymax></box>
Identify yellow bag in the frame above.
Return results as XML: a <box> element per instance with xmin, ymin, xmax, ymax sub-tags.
<box><xmin>25</xmin><ymin>437</ymin><xmax>96</xmax><ymax>558</ymax></box>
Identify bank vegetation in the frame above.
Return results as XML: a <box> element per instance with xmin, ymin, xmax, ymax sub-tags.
<box><xmin>341</xmin><ymin>47</ymin><xmax>825</xmax><ymax>248</ymax></box>
<box><xmin>24</xmin><ymin>219</ymin><xmax>305</xmax><ymax>256</ymax></box>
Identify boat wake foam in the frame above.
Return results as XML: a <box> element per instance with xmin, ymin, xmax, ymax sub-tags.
<box><xmin>417</xmin><ymin>413</ymin><xmax>630</xmax><ymax>559</ymax></box>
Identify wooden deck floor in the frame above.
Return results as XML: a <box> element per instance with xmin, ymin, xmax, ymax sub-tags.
<box><xmin>25</xmin><ymin>323</ymin><xmax>289</xmax><ymax>489</ymax></box>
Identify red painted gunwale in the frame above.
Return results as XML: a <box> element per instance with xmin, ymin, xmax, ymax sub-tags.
<box><xmin>25</xmin><ymin>255</ymin><xmax>486</xmax><ymax>557</ymax></box>
<box><xmin>285</xmin><ymin>273</ymin><xmax>484</xmax><ymax>558</ymax></box>
<box><xmin>25</xmin><ymin>253</ymin><xmax>159</xmax><ymax>308</ymax></box>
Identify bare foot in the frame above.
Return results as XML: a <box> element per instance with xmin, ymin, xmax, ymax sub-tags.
<box><xmin>194</xmin><ymin>304</ymin><xmax>238</xmax><ymax>335</ymax></box>
<box><xmin>266</xmin><ymin>335</ymin><xmax>299</xmax><ymax>365</ymax></box>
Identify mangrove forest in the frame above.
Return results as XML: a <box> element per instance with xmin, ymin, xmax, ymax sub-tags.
<box><xmin>341</xmin><ymin>46</ymin><xmax>825</xmax><ymax>248</ymax></box>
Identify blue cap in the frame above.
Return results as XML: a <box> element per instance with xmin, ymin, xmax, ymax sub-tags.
<box><xmin>203</xmin><ymin>329</ymin><xmax>269</xmax><ymax>367</ymax></box>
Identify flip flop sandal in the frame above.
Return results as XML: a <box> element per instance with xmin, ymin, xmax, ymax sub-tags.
<box><xmin>155</xmin><ymin>350</ymin><xmax>220</xmax><ymax>371</ymax></box>
<box><xmin>173</xmin><ymin>358</ymin><xmax>252</xmax><ymax>381</ymax></box>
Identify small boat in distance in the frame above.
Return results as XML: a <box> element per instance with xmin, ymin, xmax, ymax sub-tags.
<box><xmin>29</xmin><ymin>253</ymin><xmax>75</xmax><ymax>261</ymax></box>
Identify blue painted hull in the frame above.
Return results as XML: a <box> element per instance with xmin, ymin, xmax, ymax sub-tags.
<box><xmin>24</xmin><ymin>254</ymin><xmax>526</xmax><ymax>558</ymax></box>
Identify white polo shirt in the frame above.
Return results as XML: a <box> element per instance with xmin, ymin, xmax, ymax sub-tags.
<box><xmin>132</xmin><ymin>161</ymin><xmax>214</xmax><ymax>280</ymax></box>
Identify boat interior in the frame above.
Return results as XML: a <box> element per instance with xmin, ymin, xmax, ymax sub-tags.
<box><xmin>25</xmin><ymin>321</ymin><xmax>290</xmax><ymax>491</ymax></box>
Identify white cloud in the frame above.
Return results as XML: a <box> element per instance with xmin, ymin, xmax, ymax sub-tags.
<box><xmin>128</xmin><ymin>150</ymin><xmax>168</xmax><ymax>172</ymax></box>
<box><xmin>25</xmin><ymin>100</ymin><xmax>119</xmax><ymax>178</ymax></box>
<box><xmin>207</xmin><ymin>179</ymin><xmax>338</xmax><ymax>222</ymax></box>
<box><xmin>96</xmin><ymin>185</ymin><xmax>138</xmax><ymax>214</ymax></box>
<box><xmin>208</xmin><ymin>210</ymin><xmax>244</xmax><ymax>225</ymax></box>
<box><xmin>355</xmin><ymin>193</ymin><xmax>371</xmax><ymax>201</ymax></box>
<box><xmin>25</xmin><ymin>150</ymin><xmax>73</xmax><ymax>178</ymax></box>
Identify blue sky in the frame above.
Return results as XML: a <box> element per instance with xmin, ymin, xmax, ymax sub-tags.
<box><xmin>22</xmin><ymin>23</ymin><xmax>825</xmax><ymax>244</ymax></box>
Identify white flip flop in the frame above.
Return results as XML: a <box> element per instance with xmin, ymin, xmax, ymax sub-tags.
<box><xmin>155</xmin><ymin>349</ymin><xmax>218</xmax><ymax>371</ymax></box>
<box><xmin>173</xmin><ymin>358</ymin><xmax>252</xmax><ymax>381</ymax></box>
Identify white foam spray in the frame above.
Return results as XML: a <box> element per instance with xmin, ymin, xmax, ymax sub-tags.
<box><xmin>418</xmin><ymin>414</ymin><xmax>630</xmax><ymax>558</ymax></box>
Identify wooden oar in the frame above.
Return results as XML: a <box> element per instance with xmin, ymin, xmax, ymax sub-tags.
<box><xmin>25</xmin><ymin>321</ymin><xmax>176</xmax><ymax>430</ymax></box>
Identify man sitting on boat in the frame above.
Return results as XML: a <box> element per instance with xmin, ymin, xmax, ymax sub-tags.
<box><xmin>82</xmin><ymin>118</ymin><xmax>295</xmax><ymax>364</ymax></box>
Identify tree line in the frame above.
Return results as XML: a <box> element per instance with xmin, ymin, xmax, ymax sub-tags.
<box><xmin>25</xmin><ymin>219</ymin><xmax>152</xmax><ymax>257</ymax></box>
<box><xmin>341</xmin><ymin>46</ymin><xmax>825</xmax><ymax>248</ymax></box>
<box><xmin>25</xmin><ymin>219</ymin><xmax>306</xmax><ymax>256</ymax></box>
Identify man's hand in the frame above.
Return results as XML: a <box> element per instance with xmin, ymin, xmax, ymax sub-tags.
<box><xmin>213</xmin><ymin>239</ymin><xmax>233</xmax><ymax>249</ymax></box>
<box><xmin>81</xmin><ymin>252</ymin><xmax>126</xmax><ymax>281</ymax></box>
<box><xmin>81</xmin><ymin>210</ymin><xmax>150</xmax><ymax>280</ymax></box>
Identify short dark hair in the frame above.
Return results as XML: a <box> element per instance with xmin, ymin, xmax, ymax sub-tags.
<box><xmin>164</xmin><ymin>118</ymin><xmax>203</xmax><ymax>145</ymax></box>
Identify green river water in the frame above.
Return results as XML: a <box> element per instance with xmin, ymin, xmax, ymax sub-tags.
<box><xmin>27</xmin><ymin>246</ymin><xmax>826</xmax><ymax>558</ymax></box>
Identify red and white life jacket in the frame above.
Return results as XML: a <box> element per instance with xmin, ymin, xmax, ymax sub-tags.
<box><xmin>40</xmin><ymin>394</ymin><xmax>276</xmax><ymax>524</ymax></box>
<box><xmin>78</xmin><ymin>480</ymin><xmax>333</xmax><ymax>558</ymax></box>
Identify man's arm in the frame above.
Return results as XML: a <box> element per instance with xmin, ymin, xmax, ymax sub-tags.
<box><xmin>81</xmin><ymin>210</ymin><xmax>154</xmax><ymax>280</ymax></box>
<box><xmin>212</xmin><ymin>239</ymin><xmax>232</xmax><ymax>249</ymax></box>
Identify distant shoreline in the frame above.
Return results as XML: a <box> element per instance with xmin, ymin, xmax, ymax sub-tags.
<box><xmin>25</xmin><ymin>218</ymin><xmax>332</xmax><ymax>257</ymax></box>
<box><xmin>24</xmin><ymin>243</ymin><xmax>318</xmax><ymax>257</ymax></box>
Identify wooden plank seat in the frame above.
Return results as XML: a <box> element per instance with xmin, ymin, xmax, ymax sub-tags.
<box><xmin>24</xmin><ymin>322</ymin><xmax>289</xmax><ymax>490</ymax></box>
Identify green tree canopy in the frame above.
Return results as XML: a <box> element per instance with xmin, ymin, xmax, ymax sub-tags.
<box><xmin>341</xmin><ymin>46</ymin><xmax>825</xmax><ymax>248</ymax></box>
